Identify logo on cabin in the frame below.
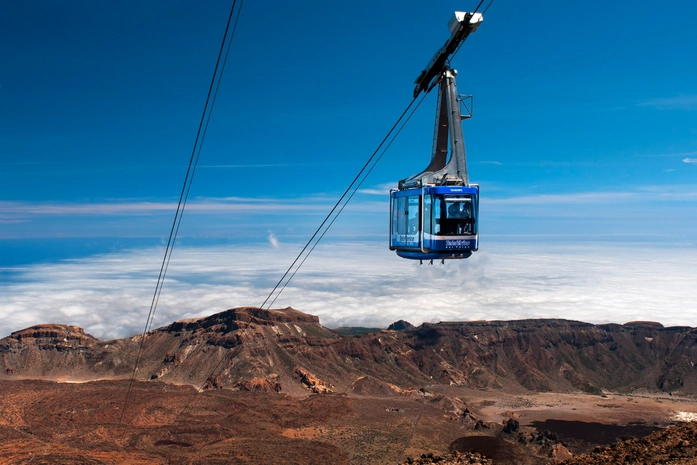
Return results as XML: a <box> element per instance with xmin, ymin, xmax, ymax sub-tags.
<box><xmin>445</xmin><ymin>240</ymin><xmax>471</xmax><ymax>248</ymax></box>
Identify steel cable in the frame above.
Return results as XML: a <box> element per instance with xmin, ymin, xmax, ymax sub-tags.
<box><xmin>261</xmin><ymin>0</ymin><xmax>490</xmax><ymax>309</ymax></box>
<box><xmin>126</xmin><ymin>0</ymin><xmax>493</xmax><ymax>456</ymax></box>
<box><xmin>118</xmin><ymin>0</ymin><xmax>244</xmax><ymax>438</ymax></box>
<box><xmin>163</xmin><ymin>93</ymin><xmax>426</xmax><ymax>436</ymax></box>
<box><xmin>266</xmin><ymin>93</ymin><xmax>428</xmax><ymax>309</ymax></box>
<box><xmin>259</xmin><ymin>96</ymin><xmax>420</xmax><ymax>310</ymax></box>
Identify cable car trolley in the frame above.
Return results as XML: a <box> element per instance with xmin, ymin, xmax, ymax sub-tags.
<box><xmin>390</xmin><ymin>11</ymin><xmax>483</xmax><ymax>263</ymax></box>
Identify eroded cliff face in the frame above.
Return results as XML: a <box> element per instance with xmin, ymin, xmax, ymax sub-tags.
<box><xmin>0</xmin><ymin>307</ymin><xmax>342</xmax><ymax>393</ymax></box>
<box><xmin>373</xmin><ymin>320</ymin><xmax>697</xmax><ymax>394</ymax></box>
<box><xmin>2</xmin><ymin>307</ymin><xmax>696</xmax><ymax>395</ymax></box>
<box><xmin>1</xmin><ymin>324</ymin><xmax>100</xmax><ymax>378</ymax></box>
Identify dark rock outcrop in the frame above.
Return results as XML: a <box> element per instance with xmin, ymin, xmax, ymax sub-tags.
<box><xmin>388</xmin><ymin>320</ymin><xmax>415</xmax><ymax>331</ymax></box>
<box><xmin>558</xmin><ymin>422</ymin><xmax>697</xmax><ymax>465</ymax></box>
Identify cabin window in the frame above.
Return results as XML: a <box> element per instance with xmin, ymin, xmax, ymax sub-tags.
<box><xmin>406</xmin><ymin>196</ymin><xmax>420</xmax><ymax>234</ymax></box>
<box><xmin>423</xmin><ymin>195</ymin><xmax>433</xmax><ymax>234</ymax></box>
<box><xmin>391</xmin><ymin>197</ymin><xmax>403</xmax><ymax>236</ymax></box>
<box><xmin>433</xmin><ymin>194</ymin><xmax>474</xmax><ymax>235</ymax></box>
<box><xmin>391</xmin><ymin>195</ymin><xmax>421</xmax><ymax>238</ymax></box>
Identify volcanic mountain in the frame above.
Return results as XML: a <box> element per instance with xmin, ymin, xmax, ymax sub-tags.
<box><xmin>2</xmin><ymin>306</ymin><xmax>697</xmax><ymax>396</ymax></box>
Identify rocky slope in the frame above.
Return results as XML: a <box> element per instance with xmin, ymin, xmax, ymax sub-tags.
<box><xmin>2</xmin><ymin>307</ymin><xmax>697</xmax><ymax>396</ymax></box>
<box><xmin>405</xmin><ymin>422</ymin><xmax>697</xmax><ymax>465</ymax></box>
<box><xmin>558</xmin><ymin>421</ymin><xmax>697</xmax><ymax>465</ymax></box>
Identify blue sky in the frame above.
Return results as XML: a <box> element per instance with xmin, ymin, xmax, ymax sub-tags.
<box><xmin>1</xmin><ymin>0</ymin><xmax>696</xmax><ymax>336</ymax></box>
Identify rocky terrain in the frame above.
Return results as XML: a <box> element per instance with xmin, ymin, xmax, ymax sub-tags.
<box><xmin>1</xmin><ymin>306</ymin><xmax>696</xmax><ymax>464</ymax></box>
<box><xmin>559</xmin><ymin>421</ymin><xmax>697</xmax><ymax>465</ymax></box>
<box><xmin>400</xmin><ymin>421</ymin><xmax>697</xmax><ymax>464</ymax></box>
<box><xmin>2</xmin><ymin>307</ymin><xmax>697</xmax><ymax>396</ymax></box>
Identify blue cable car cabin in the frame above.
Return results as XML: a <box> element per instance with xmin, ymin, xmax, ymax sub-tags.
<box><xmin>389</xmin><ymin>11</ymin><xmax>485</xmax><ymax>262</ymax></box>
<box><xmin>390</xmin><ymin>185</ymin><xmax>479</xmax><ymax>260</ymax></box>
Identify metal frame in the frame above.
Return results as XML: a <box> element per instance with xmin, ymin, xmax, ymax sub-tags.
<box><xmin>399</xmin><ymin>68</ymin><xmax>470</xmax><ymax>189</ymax></box>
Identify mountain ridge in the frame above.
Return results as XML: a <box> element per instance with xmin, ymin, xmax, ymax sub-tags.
<box><xmin>2</xmin><ymin>306</ymin><xmax>696</xmax><ymax>396</ymax></box>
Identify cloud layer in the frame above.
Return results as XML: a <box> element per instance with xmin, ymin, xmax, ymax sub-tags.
<box><xmin>3</xmin><ymin>186</ymin><xmax>697</xmax><ymax>244</ymax></box>
<box><xmin>1</xmin><ymin>241</ymin><xmax>695</xmax><ymax>340</ymax></box>
<box><xmin>640</xmin><ymin>95</ymin><xmax>697</xmax><ymax>111</ymax></box>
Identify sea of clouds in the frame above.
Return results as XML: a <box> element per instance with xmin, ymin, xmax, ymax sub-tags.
<box><xmin>1</xmin><ymin>240</ymin><xmax>695</xmax><ymax>340</ymax></box>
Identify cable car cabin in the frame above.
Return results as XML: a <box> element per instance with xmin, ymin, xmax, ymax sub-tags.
<box><xmin>389</xmin><ymin>11</ymin><xmax>485</xmax><ymax>262</ymax></box>
<box><xmin>390</xmin><ymin>185</ymin><xmax>479</xmax><ymax>261</ymax></box>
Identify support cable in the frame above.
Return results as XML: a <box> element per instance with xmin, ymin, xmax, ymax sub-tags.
<box><xmin>136</xmin><ymin>0</ymin><xmax>494</xmax><ymax>452</ymax></box>
<box><xmin>118</xmin><ymin>0</ymin><xmax>244</xmax><ymax>436</ymax></box>
<box><xmin>162</xmin><ymin>94</ymin><xmax>425</xmax><ymax>435</ymax></box>
<box><xmin>259</xmin><ymin>97</ymin><xmax>419</xmax><ymax>310</ymax></box>
<box><xmin>146</xmin><ymin>0</ymin><xmax>244</xmax><ymax>336</ymax></box>
<box><xmin>266</xmin><ymin>93</ymin><xmax>428</xmax><ymax>309</ymax></box>
<box><xmin>260</xmin><ymin>3</ymin><xmax>492</xmax><ymax>310</ymax></box>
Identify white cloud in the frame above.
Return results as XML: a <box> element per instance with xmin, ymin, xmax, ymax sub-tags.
<box><xmin>268</xmin><ymin>231</ymin><xmax>280</xmax><ymax>248</ymax></box>
<box><xmin>0</xmin><ymin>198</ymin><xmax>332</xmax><ymax>216</ymax></box>
<box><xmin>684</xmin><ymin>158</ymin><xmax>697</xmax><ymax>164</ymax></box>
<box><xmin>1</xmin><ymin>241</ymin><xmax>695</xmax><ymax>340</ymax></box>
<box><xmin>485</xmin><ymin>191</ymin><xmax>637</xmax><ymax>205</ymax></box>
<box><xmin>481</xmin><ymin>187</ymin><xmax>697</xmax><ymax>207</ymax></box>
<box><xmin>638</xmin><ymin>150</ymin><xmax>697</xmax><ymax>159</ymax></box>
<box><xmin>2</xmin><ymin>186</ymin><xmax>696</xmax><ymax>241</ymax></box>
<box><xmin>639</xmin><ymin>95</ymin><xmax>697</xmax><ymax>111</ymax></box>
<box><xmin>358</xmin><ymin>183</ymin><xmax>396</xmax><ymax>195</ymax></box>
<box><xmin>199</xmin><ymin>162</ymin><xmax>347</xmax><ymax>169</ymax></box>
